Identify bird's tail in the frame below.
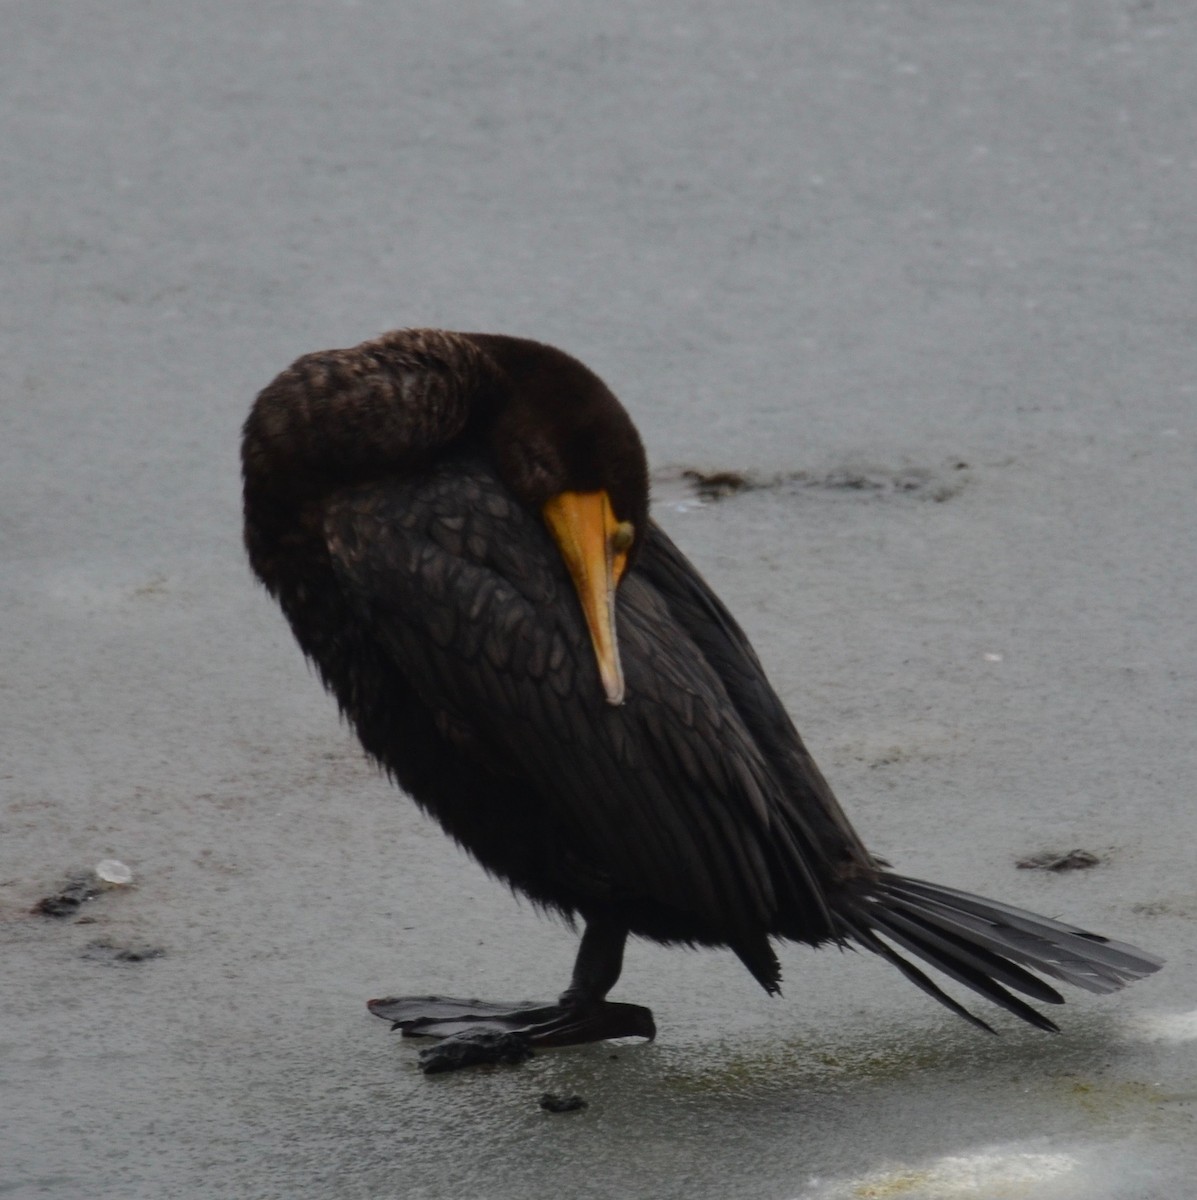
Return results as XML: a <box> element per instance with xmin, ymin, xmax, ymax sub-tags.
<box><xmin>836</xmin><ymin>873</ymin><xmax>1163</xmax><ymax>1032</ymax></box>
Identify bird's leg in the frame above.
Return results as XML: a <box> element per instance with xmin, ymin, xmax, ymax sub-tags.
<box><xmin>367</xmin><ymin>919</ymin><xmax>655</xmax><ymax>1070</ymax></box>
<box><xmin>557</xmin><ymin>917</ymin><xmax>628</xmax><ymax>1009</ymax></box>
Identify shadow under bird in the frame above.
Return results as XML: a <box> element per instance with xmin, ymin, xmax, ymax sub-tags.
<box><xmin>242</xmin><ymin>330</ymin><xmax>1161</xmax><ymax>1065</ymax></box>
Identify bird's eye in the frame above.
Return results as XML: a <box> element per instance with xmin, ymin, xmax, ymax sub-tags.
<box><xmin>611</xmin><ymin>521</ymin><xmax>635</xmax><ymax>554</ymax></box>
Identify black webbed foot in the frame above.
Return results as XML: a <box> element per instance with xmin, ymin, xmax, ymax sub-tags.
<box><xmin>367</xmin><ymin>994</ymin><xmax>655</xmax><ymax>1072</ymax></box>
<box><xmin>415</xmin><ymin>1027</ymin><xmax>534</xmax><ymax>1074</ymax></box>
<box><xmin>368</xmin><ymin>922</ymin><xmax>650</xmax><ymax>1072</ymax></box>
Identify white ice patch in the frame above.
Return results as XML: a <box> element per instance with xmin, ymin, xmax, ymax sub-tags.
<box><xmin>95</xmin><ymin>859</ymin><xmax>133</xmax><ymax>885</ymax></box>
<box><xmin>808</xmin><ymin>1148</ymin><xmax>1077</xmax><ymax>1198</ymax></box>
<box><xmin>1125</xmin><ymin>1009</ymin><xmax>1197</xmax><ymax>1043</ymax></box>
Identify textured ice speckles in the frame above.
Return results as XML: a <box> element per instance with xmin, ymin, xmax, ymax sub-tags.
<box><xmin>681</xmin><ymin>470</ymin><xmax>753</xmax><ymax>501</ymax></box>
<box><xmin>33</xmin><ymin>861</ymin><xmax>134</xmax><ymax>917</ymax></box>
<box><xmin>33</xmin><ymin>873</ymin><xmax>103</xmax><ymax>917</ymax></box>
<box><xmin>82</xmin><ymin>939</ymin><xmax>165</xmax><ymax>965</ymax></box>
<box><xmin>652</xmin><ymin>461</ymin><xmax>971</xmax><ymax>510</ymax></box>
<box><xmin>1017</xmin><ymin>849</ymin><xmax>1103</xmax><ymax>871</ymax></box>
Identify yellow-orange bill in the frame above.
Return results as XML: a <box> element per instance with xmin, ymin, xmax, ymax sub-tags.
<box><xmin>542</xmin><ymin>490</ymin><xmax>629</xmax><ymax>706</ymax></box>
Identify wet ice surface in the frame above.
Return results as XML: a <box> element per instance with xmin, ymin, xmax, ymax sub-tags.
<box><xmin>4</xmin><ymin>1</ymin><xmax>1197</xmax><ymax>1197</ymax></box>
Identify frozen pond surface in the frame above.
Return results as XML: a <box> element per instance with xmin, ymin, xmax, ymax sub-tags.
<box><xmin>3</xmin><ymin>1</ymin><xmax>1195</xmax><ymax>1197</ymax></box>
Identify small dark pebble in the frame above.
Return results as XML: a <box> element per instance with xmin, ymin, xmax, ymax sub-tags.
<box><xmin>418</xmin><ymin>1029</ymin><xmax>533</xmax><ymax>1075</ymax></box>
<box><xmin>1017</xmin><ymin>849</ymin><xmax>1102</xmax><ymax>871</ymax></box>
<box><xmin>540</xmin><ymin>1093</ymin><xmax>587</xmax><ymax>1113</ymax></box>
<box><xmin>82</xmin><ymin>940</ymin><xmax>165</xmax><ymax>966</ymax></box>
<box><xmin>33</xmin><ymin>873</ymin><xmax>102</xmax><ymax>918</ymax></box>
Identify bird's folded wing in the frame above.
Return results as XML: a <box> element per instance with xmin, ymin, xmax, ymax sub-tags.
<box><xmin>322</xmin><ymin>468</ymin><xmax>833</xmax><ymax>945</ymax></box>
<box><xmin>637</xmin><ymin>521</ymin><xmax>875</xmax><ymax>879</ymax></box>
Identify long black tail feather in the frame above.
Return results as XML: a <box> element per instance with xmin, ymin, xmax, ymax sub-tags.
<box><xmin>840</xmin><ymin>873</ymin><xmax>1163</xmax><ymax>1032</ymax></box>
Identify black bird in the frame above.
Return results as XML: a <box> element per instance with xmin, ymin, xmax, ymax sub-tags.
<box><xmin>242</xmin><ymin>329</ymin><xmax>1161</xmax><ymax>1053</ymax></box>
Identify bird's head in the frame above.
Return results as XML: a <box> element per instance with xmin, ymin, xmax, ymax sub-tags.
<box><xmin>467</xmin><ymin>334</ymin><xmax>649</xmax><ymax>706</ymax></box>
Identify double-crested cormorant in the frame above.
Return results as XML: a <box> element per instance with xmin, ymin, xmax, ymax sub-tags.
<box><xmin>242</xmin><ymin>329</ymin><xmax>1160</xmax><ymax>1058</ymax></box>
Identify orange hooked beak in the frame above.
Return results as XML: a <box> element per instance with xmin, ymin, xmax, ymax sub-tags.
<box><xmin>542</xmin><ymin>490</ymin><xmax>634</xmax><ymax>706</ymax></box>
